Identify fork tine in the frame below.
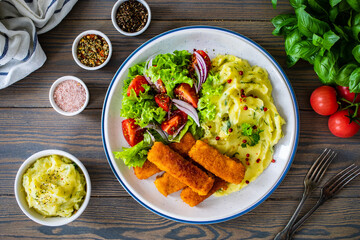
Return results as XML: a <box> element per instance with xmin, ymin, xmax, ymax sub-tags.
<box><xmin>313</xmin><ymin>151</ymin><xmax>337</xmax><ymax>183</ymax></box>
<box><xmin>328</xmin><ymin>166</ymin><xmax>360</xmax><ymax>195</ymax></box>
<box><xmin>306</xmin><ymin>148</ymin><xmax>330</xmax><ymax>180</ymax></box>
<box><xmin>324</xmin><ymin>164</ymin><xmax>356</xmax><ymax>189</ymax></box>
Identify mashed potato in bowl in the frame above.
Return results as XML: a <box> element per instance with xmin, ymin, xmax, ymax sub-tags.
<box><xmin>199</xmin><ymin>55</ymin><xmax>285</xmax><ymax>195</ymax></box>
<box><xmin>22</xmin><ymin>154</ymin><xmax>86</xmax><ymax>217</ymax></box>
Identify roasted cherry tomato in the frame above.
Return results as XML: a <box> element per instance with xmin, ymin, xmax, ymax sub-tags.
<box><xmin>155</xmin><ymin>93</ymin><xmax>171</xmax><ymax>112</ymax></box>
<box><xmin>122</xmin><ymin>118</ymin><xmax>145</xmax><ymax>147</ymax></box>
<box><xmin>310</xmin><ymin>86</ymin><xmax>338</xmax><ymax>116</ymax></box>
<box><xmin>156</xmin><ymin>79</ymin><xmax>166</xmax><ymax>93</ymax></box>
<box><xmin>336</xmin><ymin>86</ymin><xmax>360</xmax><ymax>103</ymax></box>
<box><xmin>161</xmin><ymin>110</ymin><xmax>188</xmax><ymax>135</ymax></box>
<box><xmin>174</xmin><ymin>83</ymin><xmax>199</xmax><ymax>108</ymax></box>
<box><xmin>192</xmin><ymin>50</ymin><xmax>211</xmax><ymax>71</ymax></box>
<box><xmin>328</xmin><ymin>110</ymin><xmax>360</xmax><ymax>138</ymax></box>
<box><xmin>127</xmin><ymin>75</ymin><xmax>149</xmax><ymax>97</ymax></box>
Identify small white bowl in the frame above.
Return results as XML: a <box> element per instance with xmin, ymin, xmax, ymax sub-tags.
<box><xmin>14</xmin><ymin>149</ymin><xmax>92</xmax><ymax>226</ymax></box>
<box><xmin>72</xmin><ymin>30</ymin><xmax>112</xmax><ymax>70</ymax></box>
<box><xmin>111</xmin><ymin>0</ymin><xmax>151</xmax><ymax>36</ymax></box>
<box><xmin>49</xmin><ymin>76</ymin><xmax>90</xmax><ymax>116</ymax></box>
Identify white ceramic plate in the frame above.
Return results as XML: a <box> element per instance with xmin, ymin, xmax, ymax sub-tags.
<box><xmin>101</xmin><ymin>26</ymin><xmax>299</xmax><ymax>224</ymax></box>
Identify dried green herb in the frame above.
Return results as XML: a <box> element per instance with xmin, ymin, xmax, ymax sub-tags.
<box><xmin>116</xmin><ymin>0</ymin><xmax>148</xmax><ymax>33</ymax></box>
<box><xmin>77</xmin><ymin>34</ymin><xmax>109</xmax><ymax>67</ymax></box>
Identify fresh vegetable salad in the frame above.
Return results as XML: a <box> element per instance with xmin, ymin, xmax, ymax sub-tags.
<box><xmin>114</xmin><ymin>50</ymin><xmax>210</xmax><ymax>167</ymax></box>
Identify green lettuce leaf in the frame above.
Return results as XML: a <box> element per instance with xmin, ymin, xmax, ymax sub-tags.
<box><xmin>113</xmin><ymin>132</ymin><xmax>152</xmax><ymax>168</ymax></box>
<box><xmin>146</xmin><ymin>50</ymin><xmax>193</xmax><ymax>98</ymax></box>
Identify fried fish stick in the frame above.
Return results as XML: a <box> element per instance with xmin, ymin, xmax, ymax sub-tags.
<box><xmin>188</xmin><ymin>140</ymin><xmax>246</xmax><ymax>184</ymax></box>
<box><xmin>133</xmin><ymin>160</ymin><xmax>162</xmax><ymax>180</ymax></box>
<box><xmin>169</xmin><ymin>132</ymin><xmax>196</xmax><ymax>157</ymax></box>
<box><xmin>154</xmin><ymin>173</ymin><xmax>187</xmax><ymax>197</ymax></box>
<box><xmin>181</xmin><ymin>178</ymin><xmax>228</xmax><ymax>207</ymax></box>
<box><xmin>148</xmin><ymin>142</ymin><xmax>214</xmax><ymax>195</ymax></box>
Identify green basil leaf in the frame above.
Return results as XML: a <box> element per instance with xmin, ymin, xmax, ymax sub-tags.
<box><xmin>329</xmin><ymin>6</ymin><xmax>339</xmax><ymax>22</ymax></box>
<box><xmin>339</xmin><ymin>0</ymin><xmax>351</xmax><ymax>12</ymax></box>
<box><xmin>349</xmin><ymin>68</ymin><xmax>360</xmax><ymax>93</ymax></box>
<box><xmin>271</xmin><ymin>14</ymin><xmax>297</xmax><ymax>36</ymax></box>
<box><xmin>333</xmin><ymin>24</ymin><xmax>350</xmax><ymax>41</ymax></box>
<box><xmin>308</xmin><ymin>0</ymin><xmax>328</xmax><ymax>16</ymax></box>
<box><xmin>285</xmin><ymin>28</ymin><xmax>303</xmax><ymax>52</ymax></box>
<box><xmin>346</xmin><ymin>0</ymin><xmax>360</xmax><ymax>12</ymax></box>
<box><xmin>296</xmin><ymin>6</ymin><xmax>330</xmax><ymax>38</ymax></box>
<box><xmin>288</xmin><ymin>40</ymin><xmax>321</xmax><ymax>59</ymax></box>
<box><xmin>272</xmin><ymin>0</ymin><xmax>278</xmax><ymax>9</ymax></box>
<box><xmin>323</xmin><ymin>31</ymin><xmax>341</xmax><ymax>50</ymax></box>
<box><xmin>352</xmin><ymin>13</ymin><xmax>360</xmax><ymax>26</ymax></box>
<box><xmin>353</xmin><ymin>45</ymin><xmax>360</xmax><ymax>64</ymax></box>
<box><xmin>286</xmin><ymin>55</ymin><xmax>300</xmax><ymax>67</ymax></box>
<box><xmin>312</xmin><ymin>34</ymin><xmax>324</xmax><ymax>47</ymax></box>
<box><xmin>353</xmin><ymin>25</ymin><xmax>360</xmax><ymax>41</ymax></box>
<box><xmin>330</xmin><ymin>0</ymin><xmax>342</xmax><ymax>7</ymax></box>
<box><xmin>289</xmin><ymin>0</ymin><xmax>306</xmax><ymax>8</ymax></box>
<box><xmin>314</xmin><ymin>50</ymin><xmax>338</xmax><ymax>84</ymax></box>
<box><xmin>336</xmin><ymin>63</ymin><xmax>358</xmax><ymax>86</ymax></box>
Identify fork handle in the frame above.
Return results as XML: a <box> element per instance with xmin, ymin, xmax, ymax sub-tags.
<box><xmin>274</xmin><ymin>193</ymin><xmax>310</xmax><ymax>240</ymax></box>
<box><xmin>288</xmin><ymin>197</ymin><xmax>326</xmax><ymax>239</ymax></box>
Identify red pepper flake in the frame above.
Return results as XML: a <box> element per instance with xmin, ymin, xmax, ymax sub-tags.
<box><xmin>61</xmin><ymin>178</ymin><xmax>63</xmax><ymax>180</ymax></box>
<box><xmin>229</xmin><ymin>128</ymin><xmax>233</xmax><ymax>133</ymax></box>
<box><xmin>208</xmin><ymin>126</ymin><xmax>212</xmax><ymax>129</ymax></box>
<box><xmin>241</xmin><ymin>94</ymin><xmax>246</xmax><ymax>98</ymax></box>
<box><xmin>239</xmin><ymin>98</ymin><xmax>243</xmax><ymax>102</ymax></box>
<box><xmin>227</xmin><ymin>79</ymin><xmax>232</xmax><ymax>83</ymax></box>
<box><xmin>254</xmin><ymin>96</ymin><xmax>258</xmax><ymax>98</ymax></box>
<box><xmin>246</xmin><ymin>162</ymin><xmax>250</xmax><ymax>165</ymax></box>
<box><xmin>252</xmin><ymin>125</ymin><xmax>257</xmax><ymax>130</ymax></box>
<box><xmin>239</xmin><ymin>71</ymin><xmax>244</xmax><ymax>75</ymax></box>
<box><xmin>243</xmin><ymin>106</ymin><xmax>248</xmax><ymax>110</ymax></box>
<box><xmin>53</xmin><ymin>80</ymin><xmax>87</xmax><ymax>112</ymax></box>
<box><xmin>256</xmin><ymin>158</ymin><xmax>261</xmax><ymax>163</ymax></box>
<box><xmin>245</xmin><ymin>158</ymin><xmax>249</xmax><ymax>161</ymax></box>
<box><xmin>246</xmin><ymin>153</ymin><xmax>250</xmax><ymax>157</ymax></box>
<box><xmin>272</xmin><ymin>159</ymin><xmax>276</xmax><ymax>163</ymax></box>
<box><xmin>241</xmin><ymin>89</ymin><xmax>245</xmax><ymax>93</ymax></box>
<box><xmin>242</xmin><ymin>139</ymin><xmax>247</xmax><ymax>143</ymax></box>
<box><xmin>264</xmin><ymin>107</ymin><xmax>268</xmax><ymax>112</ymax></box>
<box><xmin>215</xmin><ymin>136</ymin><xmax>220</xmax><ymax>140</ymax></box>
<box><xmin>245</xmin><ymin>180</ymin><xmax>249</xmax><ymax>184</ymax></box>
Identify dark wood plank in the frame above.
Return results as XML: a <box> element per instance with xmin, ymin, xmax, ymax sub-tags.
<box><xmin>0</xmin><ymin>19</ymin><xmax>318</xmax><ymax>111</ymax></box>
<box><xmin>1</xmin><ymin>196</ymin><xmax>359</xmax><ymax>239</ymax></box>
<box><xmin>65</xmin><ymin>0</ymin><xmax>293</xmax><ymax>21</ymax></box>
<box><xmin>1</xmin><ymin>108</ymin><xmax>359</xmax><ymax>197</ymax></box>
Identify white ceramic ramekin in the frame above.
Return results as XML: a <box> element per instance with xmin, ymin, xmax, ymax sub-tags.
<box><xmin>14</xmin><ymin>149</ymin><xmax>92</xmax><ymax>226</ymax></box>
<box><xmin>49</xmin><ymin>75</ymin><xmax>90</xmax><ymax>116</ymax></box>
<box><xmin>72</xmin><ymin>30</ymin><xmax>112</xmax><ymax>70</ymax></box>
<box><xmin>111</xmin><ymin>0</ymin><xmax>151</xmax><ymax>36</ymax></box>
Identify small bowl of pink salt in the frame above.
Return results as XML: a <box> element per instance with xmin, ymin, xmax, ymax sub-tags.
<box><xmin>49</xmin><ymin>76</ymin><xmax>89</xmax><ymax>116</ymax></box>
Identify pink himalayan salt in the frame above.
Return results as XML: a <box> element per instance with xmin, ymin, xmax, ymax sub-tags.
<box><xmin>53</xmin><ymin>80</ymin><xmax>87</xmax><ymax>112</ymax></box>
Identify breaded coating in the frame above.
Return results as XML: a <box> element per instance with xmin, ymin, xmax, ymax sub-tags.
<box><xmin>148</xmin><ymin>142</ymin><xmax>214</xmax><ymax>195</ymax></box>
<box><xmin>181</xmin><ymin>178</ymin><xmax>228</xmax><ymax>207</ymax></box>
<box><xmin>169</xmin><ymin>132</ymin><xmax>196</xmax><ymax>157</ymax></box>
<box><xmin>188</xmin><ymin>140</ymin><xmax>246</xmax><ymax>184</ymax></box>
<box><xmin>154</xmin><ymin>172</ymin><xmax>187</xmax><ymax>197</ymax></box>
<box><xmin>133</xmin><ymin>160</ymin><xmax>162</xmax><ymax>180</ymax></box>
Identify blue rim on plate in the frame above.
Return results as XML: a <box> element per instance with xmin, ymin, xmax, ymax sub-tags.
<box><xmin>101</xmin><ymin>26</ymin><xmax>300</xmax><ymax>224</ymax></box>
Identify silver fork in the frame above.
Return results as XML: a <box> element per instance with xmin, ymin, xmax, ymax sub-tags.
<box><xmin>288</xmin><ymin>164</ymin><xmax>360</xmax><ymax>239</ymax></box>
<box><xmin>274</xmin><ymin>149</ymin><xmax>337</xmax><ymax>240</ymax></box>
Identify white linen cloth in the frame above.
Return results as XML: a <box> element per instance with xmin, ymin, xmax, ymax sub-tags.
<box><xmin>0</xmin><ymin>0</ymin><xmax>77</xmax><ymax>89</ymax></box>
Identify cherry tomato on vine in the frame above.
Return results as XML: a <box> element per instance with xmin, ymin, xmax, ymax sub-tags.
<box><xmin>328</xmin><ymin>110</ymin><xmax>360</xmax><ymax>138</ymax></box>
<box><xmin>310</xmin><ymin>86</ymin><xmax>338</xmax><ymax>116</ymax></box>
<box><xmin>336</xmin><ymin>86</ymin><xmax>360</xmax><ymax>103</ymax></box>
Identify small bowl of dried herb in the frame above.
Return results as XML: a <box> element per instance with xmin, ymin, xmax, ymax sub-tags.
<box><xmin>72</xmin><ymin>30</ymin><xmax>112</xmax><ymax>70</ymax></box>
<box><xmin>111</xmin><ymin>0</ymin><xmax>151</xmax><ymax>36</ymax></box>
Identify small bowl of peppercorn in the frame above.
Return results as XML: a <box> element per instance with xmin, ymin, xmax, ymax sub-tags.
<box><xmin>111</xmin><ymin>0</ymin><xmax>151</xmax><ymax>36</ymax></box>
<box><xmin>72</xmin><ymin>30</ymin><xmax>112</xmax><ymax>70</ymax></box>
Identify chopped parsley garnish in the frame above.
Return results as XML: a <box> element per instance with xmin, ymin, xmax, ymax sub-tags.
<box><xmin>241</xmin><ymin>123</ymin><xmax>263</xmax><ymax>148</ymax></box>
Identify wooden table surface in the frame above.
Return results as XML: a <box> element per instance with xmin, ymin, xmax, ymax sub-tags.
<box><xmin>1</xmin><ymin>0</ymin><xmax>359</xmax><ymax>239</ymax></box>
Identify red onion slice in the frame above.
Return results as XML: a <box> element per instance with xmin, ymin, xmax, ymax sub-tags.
<box><xmin>145</xmin><ymin>123</ymin><xmax>169</xmax><ymax>142</ymax></box>
<box><xmin>146</xmin><ymin>129</ymin><xmax>155</xmax><ymax>143</ymax></box>
<box><xmin>194</xmin><ymin>51</ymin><xmax>208</xmax><ymax>82</ymax></box>
<box><xmin>172</xmin><ymin>99</ymin><xmax>200</xmax><ymax>127</ymax></box>
<box><xmin>194</xmin><ymin>64</ymin><xmax>201</xmax><ymax>93</ymax></box>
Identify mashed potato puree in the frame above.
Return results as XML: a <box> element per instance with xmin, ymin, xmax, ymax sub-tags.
<box><xmin>22</xmin><ymin>155</ymin><xmax>86</xmax><ymax>217</ymax></box>
<box><xmin>201</xmin><ymin>55</ymin><xmax>285</xmax><ymax>195</ymax></box>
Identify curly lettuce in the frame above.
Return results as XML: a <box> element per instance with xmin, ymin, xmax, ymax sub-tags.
<box><xmin>146</xmin><ymin>50</ymin><xmax>194</xmax><ymax>97</ymax></box>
